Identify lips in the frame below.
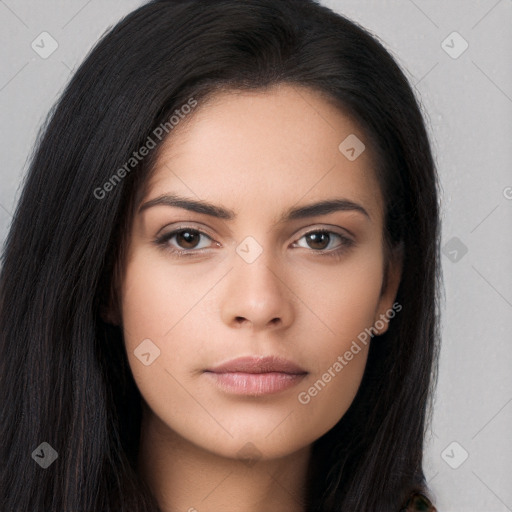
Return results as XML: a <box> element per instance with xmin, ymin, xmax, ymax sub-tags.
<box><xmin>205</xmin><ymin>355</ymin><xmax>307</xmax><ymax>375</ymax></box>
<box><xmin>204</xmin><ymin>355</ymin><xmax>308</xmax><ymax>395</ymax></box>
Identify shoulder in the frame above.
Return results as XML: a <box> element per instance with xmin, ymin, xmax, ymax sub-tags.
<box><xmin>400</xmin><ymin>492</ymin><xmax>437</xmax><ymax>511</ymax></box>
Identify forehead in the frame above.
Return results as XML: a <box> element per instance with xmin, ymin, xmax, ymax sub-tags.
<box><xmin>141</xmin><ymin>84</ymin><xmax>384</xmax><ymax>224</ymax></box>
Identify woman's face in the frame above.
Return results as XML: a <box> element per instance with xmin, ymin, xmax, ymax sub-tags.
<box><xmin>116</xmin><ymin>84</ymin><xmax>401</xmax><ymax>461</ymax></box>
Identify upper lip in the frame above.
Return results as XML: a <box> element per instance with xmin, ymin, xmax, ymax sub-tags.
<box><xmin>206</xmin><ymin>355</ymin><xmax>307</xmax><ymax>375</ymax></box>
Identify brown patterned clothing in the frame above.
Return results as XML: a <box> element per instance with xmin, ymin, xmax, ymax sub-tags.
<box><xmin>400</xmin><ymin>492</ymin><xmax>437</xmax><ymax>511</ymax></box>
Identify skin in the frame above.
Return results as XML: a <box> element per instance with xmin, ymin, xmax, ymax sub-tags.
<box><xmin>111</xmin><ymin>83</ymin><xmax>402</xmax><ymax>512</ymax></box>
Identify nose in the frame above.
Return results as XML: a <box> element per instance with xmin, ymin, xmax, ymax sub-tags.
<box><xmin>219</xmin><ymin>249</ymin><xmax>294</xmax><ymax>332</ymax></box>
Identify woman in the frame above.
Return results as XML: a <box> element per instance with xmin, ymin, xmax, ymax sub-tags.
<box><xmin>0</xmin><ymin>0</ymin><xmax>441</xmax><ymax>510</ymax></box>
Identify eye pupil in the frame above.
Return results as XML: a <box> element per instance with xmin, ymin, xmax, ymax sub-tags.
<box><xmin>307</xmin><ymin>232</ymin><xmax>330</xmax><ymax>250</ymax></box>
<box><xmin>177</xmin><ymin>230</ymin><xmax>200</xmax><ymax>249</ymax></box>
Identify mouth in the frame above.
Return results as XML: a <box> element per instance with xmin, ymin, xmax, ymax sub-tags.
<box><xmin>203</xmin><ymin>355</ymin><xmax>308</xmax><ymax>396</ymax></box>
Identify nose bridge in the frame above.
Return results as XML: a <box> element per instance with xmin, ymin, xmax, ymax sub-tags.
<box><xmin>220</xmin><ymin>234</ymin><xmax>293</xmax><ymax>330</ymax></box>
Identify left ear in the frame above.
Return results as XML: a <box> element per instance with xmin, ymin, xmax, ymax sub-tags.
<box><xmin>373</xmin><ymin>243</ymin><xmax>403</xmax><ymax>335</ymax></box>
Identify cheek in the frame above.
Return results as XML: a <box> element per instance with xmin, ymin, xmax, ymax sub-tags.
<box><xmin>120</xmin><ymin>250</ymin><xmax>220</xmax><ymax>341</ymax></box>
<box><xmin>119</xmin><ymin>253</ymin><xmax>215</xmax><ymax>436</ymax></box>
<box><xmin>288</xmin><ymin>250</ymin><xmax>383</xmax><ymax>430</ymax></box>
<box><xmin>295</xmin><ymin>246</ymin><xmax>385</xmax><ymax>350</ymax></box>
<box><xmin>119</xmin><ymin>250</ymin><xmax>224</xmax><ymax>398</ymax></box>
<box><xmin>318</xmin><ymin>268</ymin><xmax>382</xmax><ymax>342</ymax></box>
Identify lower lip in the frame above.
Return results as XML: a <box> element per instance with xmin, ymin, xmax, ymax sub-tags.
<box><xmin>204</xmin><ymin>371</ymin><xmax>307</xmax><ymax>395</ymax></box>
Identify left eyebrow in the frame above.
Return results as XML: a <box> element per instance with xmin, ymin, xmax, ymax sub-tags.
<box><xmin>281</xmin><ymin>198</ymin><xmax>370</xmax><ymax>222</ymax></box>
<box><xmin>138</xmin><ymin>193</ymin><xmax>370</xmax><ymax>222</ymax></box>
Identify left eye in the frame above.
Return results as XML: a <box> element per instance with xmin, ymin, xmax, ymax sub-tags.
<box><xmin>294</xmin><ymin>229</ymin><xmax>351</xmax><ymax>251</ymax></box>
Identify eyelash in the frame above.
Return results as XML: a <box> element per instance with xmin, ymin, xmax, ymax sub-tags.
<box><xmin>154</xmin><ymin>226</ymin><xmax>355</xmax><ymax>260</ymax></box>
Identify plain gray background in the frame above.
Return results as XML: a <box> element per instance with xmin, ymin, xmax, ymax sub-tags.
<box><xmin>1</xmin><ymin>1</ymin><xmax>511</xmax><ymax>510</ymax></box>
